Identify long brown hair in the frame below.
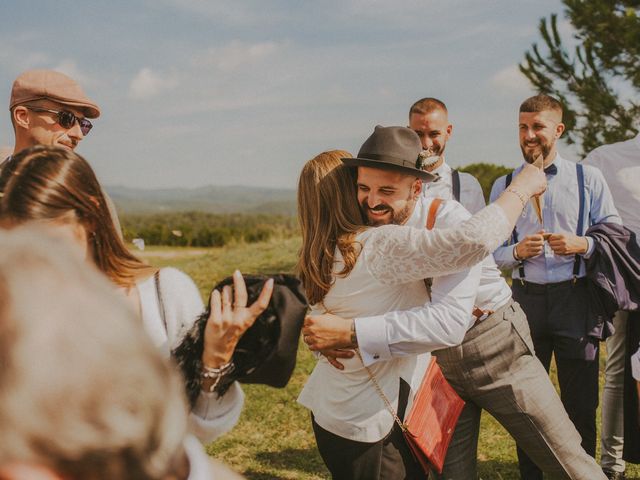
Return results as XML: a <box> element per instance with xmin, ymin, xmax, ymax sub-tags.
<box><xmin>296</xmin><ymin>150</ymin><xmax>366</xmax><ymax>304</ymax></box>
<box><xmin>0</xmin><ymin>145</ymin><xmax>156</xmax><ymax>288</ymax></box>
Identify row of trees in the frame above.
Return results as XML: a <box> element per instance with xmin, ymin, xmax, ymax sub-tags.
<box><xmin>120</xmin><ymin>164</ymin><xmax>518</xmax><ymax>247</ymax></box>
<box><xmin>121</xmin><ymin>212</ymin><xmax>298</xmax><ymax>247</ymax></box>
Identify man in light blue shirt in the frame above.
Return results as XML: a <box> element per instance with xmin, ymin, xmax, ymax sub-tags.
<box><xmin>490</xmin><ymin>94</ymin><xmax>622</xmax><ymax>480</ymax></box>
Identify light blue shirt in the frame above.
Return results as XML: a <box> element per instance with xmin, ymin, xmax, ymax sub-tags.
<box><xmin>489</xmin><ymin>153</ymin><xmax>621</xmax><ymax>284</ymax></box>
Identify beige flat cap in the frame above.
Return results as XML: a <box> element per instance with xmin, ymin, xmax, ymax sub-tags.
<box><xmin>10</xmin><ymin>69</ymin><xmax>100</xmax><ymax>118</ymax></box>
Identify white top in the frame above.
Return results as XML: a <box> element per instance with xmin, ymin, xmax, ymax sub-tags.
<box><xmin>422</xmin><ymin>160</ymin><xmax>486</xmax><ymax>214</ymax></box>
<box><xmin>583</xmin><ymin>134</ymin><xmax>640</xmax><ymax>238</ymax></box>
<box><xmin>297</xmin><ymin>204</ymin><xmax>511</xmax><ymax>442</ymax></box>
<box><xmin>184</xmin><ymin>434</ymin><xmax>245</xmax><ymax>479</ymax></box>
<box><xmin>137</xmin><ymin>267</ymin><xmax>244</xmax><ymax>444</ymax></box>
<box><xmin>184</xmin><ymin>435</ymin><xmax>217</xmax><ymax>479</ymax></box>
<box><xmin>356</xmin><ymin>197</ymin><xmax>512</xmax><ymax>366</ymax></box>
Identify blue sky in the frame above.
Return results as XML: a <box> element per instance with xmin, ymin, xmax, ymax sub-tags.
<box><xmin>0</xmin><ymin>0</ymin><xmax>579</xmax><ymax>189</ymax></box>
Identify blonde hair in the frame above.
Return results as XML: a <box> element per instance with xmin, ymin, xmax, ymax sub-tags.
<box><xmin>296</xmin><ymin>150</ymin><xmax>366</xmax><ymax>304</ymax></box>
<box><xmin>0</xmin><ymin>226</ymin><xmax>187</xmax><ymax>480</ymax></box>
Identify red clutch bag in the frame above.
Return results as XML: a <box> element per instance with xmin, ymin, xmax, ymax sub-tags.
<box><xmin>359</xmin><ymin>353</ymin><xmax>464</xmax><ymax>476</ymax></box>
<box><xmin>402</xmin><ymin>358</ymin><xmax>465</xmax><ymax>474</ymax></box>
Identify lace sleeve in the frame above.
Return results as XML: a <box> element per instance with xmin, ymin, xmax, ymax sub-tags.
<box><xmin>363</xmin><ymin>204</ymin><xmax>511</xmax><ymax>285</ymax></box>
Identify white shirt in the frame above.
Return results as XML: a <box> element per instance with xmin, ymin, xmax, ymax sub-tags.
<box><xmin>184</xmin><ymin>435</ymin><xmax>217</xmax><ymax>479</ymax></box>
<box><xmin>422</xmin><ymin>160</ymin><xmax>486</xmax><ymax>213</ymax></box>
<box><xmin>184</xmin><ymin>434</ymin><xmax>245</xmax><ymax>479</ymax></box>
<box><xmin>297</xmin><ymin>204</ymin><xmax>511</xmax><ymax>442</ymax></box>
<box><xmin>583</xmin><ymin>134</ymin><xmax>640</xmax><ymax>238</ymax></box>
<box><xmin>356</xmin><ymin>198</ymin><xmax>512</xmax><ymax>366</ymax></box>
<box><xmin>137</xmin><ymin>267</ymin><xmax>244</xmax><ymax>444</ymax></box>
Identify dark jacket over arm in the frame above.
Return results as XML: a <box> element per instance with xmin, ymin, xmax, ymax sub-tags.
<box><xmin>584</xmin><ymin>223</ymin><xmax>640</xmax><ymax>340</ymax></box>
<box><xmin>584</xmin><ymin>223</ymin><xmax>640</xmax><ymax>463</ymax></box>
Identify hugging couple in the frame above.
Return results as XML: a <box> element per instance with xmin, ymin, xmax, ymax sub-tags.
<box><xmin>295</xmin><ymin>125</ymin><xmax>606</xmax><ymax>480</ymax></box>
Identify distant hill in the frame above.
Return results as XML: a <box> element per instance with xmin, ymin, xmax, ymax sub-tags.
<box><xmin>105</xmin><ymin>185</ymin><xmax>297</xmax><ymax>215</ymax></box>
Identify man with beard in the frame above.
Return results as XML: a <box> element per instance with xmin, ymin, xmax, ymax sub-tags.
<box><xmin>409</xmin><ymin>97</ymin><xmax>485</xmax><ymax>213</ymax></box>
<box><xmin>490</xmin><ymin>94</ymin><xmax>621</xmax><ymax>480</ymax></box>
<box><xmin>304</xmin><ymin>126</ymin><xmax>607</xmax><ymax>479</ymax></box>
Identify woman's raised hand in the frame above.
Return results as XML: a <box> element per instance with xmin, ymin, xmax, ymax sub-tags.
<box><xmin>202</xmin><ymin>271</ymin><xmax>274</xmax><ymax>368</ymax></box>
<box><xmin>511</xmin><ymin>162</ymin><xmax>547</xmax><ymax>198</ymax></box>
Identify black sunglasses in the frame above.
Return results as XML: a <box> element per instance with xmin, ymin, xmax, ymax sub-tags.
<box><xmin>25</xmin><ymin>106</ymin><xmax>93</xmax><ymax>136</ymax></box>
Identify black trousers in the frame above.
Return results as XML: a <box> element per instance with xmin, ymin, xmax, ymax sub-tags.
<box><xmin>311</xmin><ymin>379</ymin><xmax>425</xmax><ymax>480</ymax></box>
<box><xmin>512</xmin><ymin>279</ymin><xmax>600</xmax><ymax>480</ymax></box>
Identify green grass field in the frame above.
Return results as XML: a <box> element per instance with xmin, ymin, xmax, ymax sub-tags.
<box><xmin>138</xmin><ymin>239</ymin><xmax>640</xmax><ymax>479</ymax></box>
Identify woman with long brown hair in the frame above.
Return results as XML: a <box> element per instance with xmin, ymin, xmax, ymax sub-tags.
<box><xmin>295</xmin><ymin>128</ymin><xmax>546</xmax><ymax>479</ymax></box>
<box><xmin>0</xmin><ymin>145</ymin><xmax>273</xmax><ymax>445</ymax></box>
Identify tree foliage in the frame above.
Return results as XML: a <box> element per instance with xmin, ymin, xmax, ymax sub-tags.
<box><xmin>459</xmin><ymin>163</ymin><xmax>512</xmax><ymax>202</ymax></box>
<box><xmin>520</xmin><ymin>0</ymin><xmax>640</xmax><ymax>154</ymax></box>
<box><xmin>121</xmin><ymin>212</ymin><xmax>298</xmax><ymax>247</ymax></box>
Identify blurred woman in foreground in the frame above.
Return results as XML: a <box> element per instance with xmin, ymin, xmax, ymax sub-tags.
<box><xmin>0</xmin><ymin>145</ymin><xmax>273</xmax><ymax>444</ymax></box>
<box><xmin>0</xmin><ymin>227</ymin><xmax>245</xmax><ymax>480</ymax></box>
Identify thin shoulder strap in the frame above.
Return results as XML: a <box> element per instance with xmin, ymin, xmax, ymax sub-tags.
<box><xmin>323</xmin><ymin>302</ymin><xmax>407</xmax><ymax>430</ymax></box>
<box><xmin>505</xmin><ymin>173</ymin><xmax>518</xmax><ymax>245</ymax></box>
<box><xmin>154</xmin><ymin>270</ymin><xmax>168</xmax><ymax>332</ymax></box>
<box><xmin>505</xmin><ymin>172</ymin><xmax>513</xmax><ymax>188</ymax></box>
<box><xmin>355</xmin><ymin>349</ymin><xmax>407</xmax><ymax>431</ymax></box>
<box><xmin>423</xmin><ymin>198</ymin><xmax>443</xmax><ymax>298</ymax></box>
<box><xmin>451</xmin><ymin>169</ymin><xmax>461</xmax><ymax>202</ymax></box>
<box><xmin>573</xmin><ymin>163</ymin><xmax>585</xmax><ymax>279</ymax></box>
<box><xmin>426</xmin><ymin>198</ymin><xmax>444</xmax><ymax>231</ymax></box>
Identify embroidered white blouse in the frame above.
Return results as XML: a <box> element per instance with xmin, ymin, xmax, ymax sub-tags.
<box><xmin>297</xmin><ymin>204</ymin><xmax>511</xmax><ymax>442</ymax></box>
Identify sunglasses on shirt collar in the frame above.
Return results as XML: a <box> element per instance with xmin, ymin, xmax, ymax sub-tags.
<box><xmin>25</xmin><ymin>106</ymin><xmax>93</xmax><ymax>136</ymax></box>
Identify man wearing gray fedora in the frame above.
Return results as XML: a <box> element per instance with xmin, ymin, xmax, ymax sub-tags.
<box><xmin>303</xmin><ymin>126</ymin><xmax>607</xmax><ymax>479</ymax></box>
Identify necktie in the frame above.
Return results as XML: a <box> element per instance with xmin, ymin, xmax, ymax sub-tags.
<box><xmin>544</xmin><ymin>164</ymin><xmax>557</xmax><ymax>175</ymax></box>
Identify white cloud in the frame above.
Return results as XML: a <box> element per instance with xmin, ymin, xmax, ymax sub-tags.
<box><xmin>490</xmin><ymin>64</ymin><xmax>532</xmax><ymax>95</ymax></box>
<box><xmin>0</xmin><ymin>48</ymin><xmax>50</xmax><ymax>75</ymax></box>
<box><xmin>193</xmin><ymin>40</ymin><xmax>281</xmax><ymax>72</ymax></box>
<box><xmin>52</xmin><ymin>59</ymin><xmax>96</xmax><ymax>88</ymax></box>
<box><xmin>128</xmin><ymin>68</ymin><xmax>178</xmax><ymax>99</ymax></box>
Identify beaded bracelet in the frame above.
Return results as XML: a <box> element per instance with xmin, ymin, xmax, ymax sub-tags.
<box><xmin>202</xmin><ymin>361</ymin><xmax>235</xmax><ymax>393</ymax></box>
<box><xmin>504</xmin><ymin>187</ymin><xmax>528</xmax><ymax>209</ymax></box>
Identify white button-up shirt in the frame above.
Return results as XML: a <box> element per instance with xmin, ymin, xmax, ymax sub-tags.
<box><xmin>298</xmin><ymin>204</ymin><xmax>512</xmax><ymax>442</ymax></box>
<box><xmin>355</xmin><ymin>197</ymin><xmax>512</xmax><ymax>365</ymax></box>
<box><xmin>583</xmin><ymin>133</ymin><xmax>640</xmax><ymax>239</ymax></box>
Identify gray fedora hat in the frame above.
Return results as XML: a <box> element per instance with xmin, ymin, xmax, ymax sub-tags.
<box><xmin>342</xmin><ymin>125</ymin><xmax>437</xmax><ymax>182</ymax></box>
